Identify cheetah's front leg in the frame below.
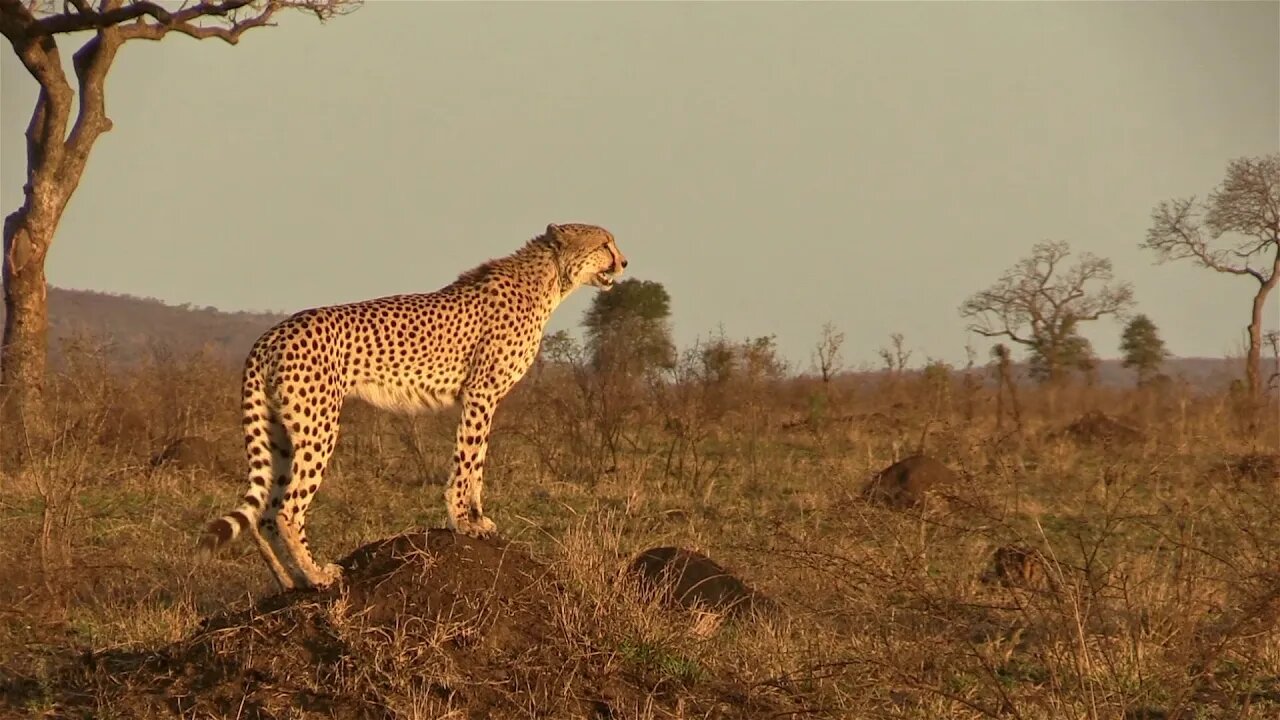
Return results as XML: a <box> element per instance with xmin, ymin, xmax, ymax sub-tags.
<box><xmin>276</xmin><ymin>514</ymin><xmax>343</xmax><ymax>589</ymax></box>
<box><xmin>445</xmin><ymin>391</ymin><xmax>498</xmax><ymax>539</ymax></box>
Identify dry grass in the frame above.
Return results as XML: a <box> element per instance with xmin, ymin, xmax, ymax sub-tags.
<box><xmin>1</xmin><ymin>342</ymin><xmax>1278</xmax><ymax>719</ymax></box>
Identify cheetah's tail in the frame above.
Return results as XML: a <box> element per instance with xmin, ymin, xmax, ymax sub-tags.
<box><xmin>197</xmin><ymin>505</ymin><xmax>260</xmax><ymax>557</ymax></box>
<box><xmin>197</xmin><ymin>360</ymin><xmax>278</xmax><ymax>558</ymax></box>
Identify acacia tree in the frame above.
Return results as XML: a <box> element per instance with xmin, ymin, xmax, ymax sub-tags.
<box><xmin>577</xmin><ymin>278</ymin><xmax>674</xmax><ymax>472</ymax></box>
<box><xmin>583</xmin><ymin>278</ymin><xmax>675</xmax><ymax>376</ymax></box>
<box><xmin>960</xmin><ymin>240</ymin><xmax>1134</xmax><ymax>385</ymax></box>
<box><xmin>1119</xmin><ymin>313</ymin><xmax>1168</xmax><ymax>386</ymax></box>
<box><xmin>0</xmin><ymin>0</ymin><xmax>359</xmax><ymax>428</ymax></box>
<box><xmin>1142</xmin><ymin>154</ymin><xmax>1280</xmax><ymax>399</ymax></box>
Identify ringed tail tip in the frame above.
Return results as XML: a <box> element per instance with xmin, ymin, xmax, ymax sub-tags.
<box><xmin>197</xmin><ymin>513</ymin><xmax>248</xmax><ymax>556</ymax></box>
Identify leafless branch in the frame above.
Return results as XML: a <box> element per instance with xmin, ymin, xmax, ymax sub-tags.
<box><xmin>1143</xmin><ymin>196</ymin><xmax>1264</xmax><ymax>281</ymax></box>
<box><xmin>3</xmin><ymin>0</ymin><xmax>359</xmax><ymax>44</ymax></box>
<box><xmin>969</xmin><ymin>326</ymin><xmax>1032</xmax><ymax>345</ymax></box>
<box><xmin>30</xmin><ymin>0</ymin><xmax>174</xmax><ymax>33</ymax></box>
<box><xmin>117</xmin><ymin>0</ymin><xmax>274</xmax><ymax>43</ymax></box>
<box><xmin>1145</xmin><ymin>157</ymin><xmax>1280</xmax><ymax>288</ymax></box>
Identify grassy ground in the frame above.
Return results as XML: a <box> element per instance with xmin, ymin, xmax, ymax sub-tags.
<box><xmin>1</xmin><ymin>345</ymin><xmax>1278</xmax><ymax>718</ymax></box>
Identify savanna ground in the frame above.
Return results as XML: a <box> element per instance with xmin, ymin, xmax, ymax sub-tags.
<box><xmin>1</xmin><ymin>338</ymin><xmax>1278</xmax><ymax>719</ymax></box>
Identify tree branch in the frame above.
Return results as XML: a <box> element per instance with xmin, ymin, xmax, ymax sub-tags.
<box><xmin>1232</xmin><ymin>235</ymin><xmax>1277</xmax><ymax>261</ymax></box>
<box><xmin>15</xmin><ymin>0</ymin><xmax>296</xmax><ymax>44</ymax></box>
<box><xmin>1144</xmin><ymin>197</ymin><xmax>1259</xmax><ymax>278</ymax></box>
<box><xmin>29</xmin><ymin>0</ymin><xmax>171</xmax><ymax>33</ymax></box>
<box><xmin>8</xmin><ymin>0</ymin><xmax>358</xmax><ymax>45</ymax></box>
<box><xmin>0</xmin><ymin>3</ymin><xmax>75</xmax><ymax>211</ymax></box>
<box><xmin>968</xmin><ymin>327</ymin><xmax>1033</xmax><ymax>347</ymax></box>
<box><xmin>62</xmin><ymin>25</ymin><xmax>121</xmax><ymax>181</ymax></box>
<box><xmin>0</xmin><ymin>0</ymin><xmax>38</xmax><ymax>33</ymax></box>
<box><xmin>118</xmin><ymin>1</ymin><xmax>277</xmax><ymax>44</ymax></box>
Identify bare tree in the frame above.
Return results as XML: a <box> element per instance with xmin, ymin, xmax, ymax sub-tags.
<box><xmin>877</xmin><ymin>332</ymin><xmax>911</xmax><ymax>374</ymax></box>
<box><xmin>810</xmin><ymin>321</ymin><xmax>845</xmax><ymax>384</ymax></box>
<box><xmin>1142</xmin><ymin>154</ymin><xmax>1280</xmax><ymax>400</ymax></box>
<box><xmin>0</xmin><ymin>0</ymin><xmax>360</xmax><ymax>431</ymax></box>
<box><xmin>960</xmin><ymin>240</ymin><xmax>1134</xmax><ymax>385</ymax></box>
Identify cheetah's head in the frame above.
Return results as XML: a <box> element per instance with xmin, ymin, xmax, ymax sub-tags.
<box><xmin>547</xmin><ymin>223</ymin><xmax>627</xmax><ymax>291</ymax></box>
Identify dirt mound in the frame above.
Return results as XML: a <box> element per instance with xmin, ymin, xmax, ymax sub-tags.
<box><xmin>31</xmin><ymin>530</ymin><xmax>789</xmax><ymax>719</ymax></box>
<box><xmin>862</xmin><ymin>454</ymin><xmax>957</xmax><ymax>509</ymax></box>
<box><xmin>1059</xmin><ymin>411</ymin><xmax>1145</xmax><ymax>445</ymax></box>
<box><xmin>627</xmin><ymin>546</ymin><xmax>779</xmax><ymax>625</ymax></box>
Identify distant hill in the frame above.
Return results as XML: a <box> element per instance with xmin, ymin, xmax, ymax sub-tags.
<box><xmin>0</xmin><ymin>286</ymin><xmax>288</xmax><ymax>368</ymax></box>
<box><xmin>1073</xmin><ymin>356</ymin><xmax>1244</xmax><ymax>390</ymax></box>
<box><xmin>0</xmin><ymin>286</ymin><xmax>1251</xmax><ymax>391</ymax></box>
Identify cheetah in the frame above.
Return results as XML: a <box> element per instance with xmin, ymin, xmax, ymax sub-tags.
<box><xmin>198</xmin><ymin>223</ymin><xmax>627</xmax><ymax>591</ymax></box>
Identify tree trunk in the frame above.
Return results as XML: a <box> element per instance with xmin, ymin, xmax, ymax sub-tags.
<box><xmin>1</xmin><ymin>206</ymin><xmax>55</xmax><ymax>459</ymax></box>
<box><xmin>0</xmin><ymin>27</ymin><xmax>120</xmax><ymax>466</ymax></box>
<box><xmin>1247</xmin><ymin>267</ymin><xmax>1279</xmax><ymax>401</ymax></box>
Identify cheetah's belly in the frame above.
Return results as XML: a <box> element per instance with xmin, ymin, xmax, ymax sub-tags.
<box><xmin>347</xmin><ymin>380</ymin><xmax>459</xmax><ymax>414</ymax></box>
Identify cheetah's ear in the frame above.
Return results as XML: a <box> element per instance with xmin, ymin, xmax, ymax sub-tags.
<box><xmin>545</xmin><ymin>223</ymin><xmax>567</xmax><ymax>248</ymax></box>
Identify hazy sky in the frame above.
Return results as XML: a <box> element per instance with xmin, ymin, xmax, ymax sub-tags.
<box><xmin>2</xmin><ymin>1</ymin><xmax>1277</xmax><ymax>370</ymax></box>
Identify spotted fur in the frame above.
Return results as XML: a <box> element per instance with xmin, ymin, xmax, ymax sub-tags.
<box><xmin>198</xmin><ymin>223</ymin><xmax>627</xmax><ymax>590</ymax></box>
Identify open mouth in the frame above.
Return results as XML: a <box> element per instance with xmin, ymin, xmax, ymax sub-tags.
<box><xmin>595</xmin><ymin>272</ymin><xmax>615</xmax><ymax>288</ymax></box>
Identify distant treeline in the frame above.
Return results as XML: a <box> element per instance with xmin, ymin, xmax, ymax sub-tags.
<box><xmin>0</xmin><ymin>285</ymin><xmax>1245</xmax><ymax>392</ymax></box>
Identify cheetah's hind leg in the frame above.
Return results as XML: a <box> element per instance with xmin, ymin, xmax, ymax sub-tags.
<box><xmin>248</xmin><ymin>523</ymin><xmax>296</xmax><ymax>592</ymax></box>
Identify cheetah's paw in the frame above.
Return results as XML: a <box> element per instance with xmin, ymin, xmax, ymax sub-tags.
<box><xmin>314</xmin><ymin>562</ymin><xmax>344</xmax><ymax>590</ymax></box>
<box><xmin>457</xmin><ymin>515</ymin><xmax>498</xmax><ymax>540</ymax></box>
